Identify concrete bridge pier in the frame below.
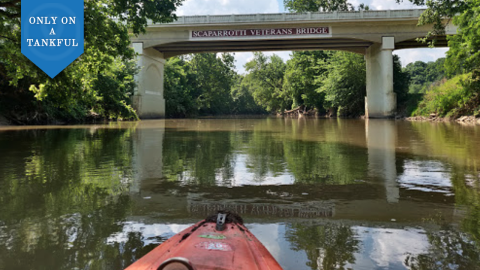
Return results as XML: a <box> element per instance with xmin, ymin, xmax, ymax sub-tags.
<box><xmin>365</xmin><ymin>37</ymin><xmax>396</xmax><ymax>118</ymax></box>
<box><xmin>132</xmin><ymin>43</ymin><xmax>166</xmax><ymax>119</ymax></box>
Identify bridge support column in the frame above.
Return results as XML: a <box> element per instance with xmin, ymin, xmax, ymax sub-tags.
<box><xmin>132</xmin><ymin>43</ymin><xmax>166</xmax><ymax>119</ymax></box>
<box><xmin>365</xmin><ymin>37</ymin><xmax>396</xmax><ymax>118</ymax></box>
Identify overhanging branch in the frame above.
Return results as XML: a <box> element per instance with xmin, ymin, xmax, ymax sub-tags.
<box><xmin>0</xmin><ymin>0</ymin><xmax>21</xmax><ymax>9</ymax></box>
<box><xmin>0</xmin><ymin>9</ymin><xmax>20</xmax><ymax>19</ymax></box>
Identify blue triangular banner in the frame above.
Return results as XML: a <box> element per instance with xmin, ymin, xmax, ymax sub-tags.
<box><xmin>21</xmin><ymin>0</ymin><xmax>84</xmax><ymax>78</ymax></box>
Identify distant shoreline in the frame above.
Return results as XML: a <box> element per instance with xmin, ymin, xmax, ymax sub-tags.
<box><xmin>1</xmin><ymin>113</ymin><xmax>479</xmax><ymax>127</ymax></box>
<box><xmin>406</xmin><ymin>115</ymin><xmax>480</xmax><ymax>125</ymax></box>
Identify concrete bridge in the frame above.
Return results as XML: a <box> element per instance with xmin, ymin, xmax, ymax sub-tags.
<box><xmin>130</xmin><ymin>9</ymin><xmax>457</xmax><ymax>118</ymax></box>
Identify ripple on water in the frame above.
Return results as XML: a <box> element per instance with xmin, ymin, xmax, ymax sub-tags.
<box><xmin>397</xmin><ymin>160</ymin><xmax>453</xmax><ymax>195</ymax></box>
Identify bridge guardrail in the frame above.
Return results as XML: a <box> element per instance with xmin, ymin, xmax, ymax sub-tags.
<box><xmin>149</xmin><ymin>9</ymin><xmax>426</xmax><ymax>26</ymax></box>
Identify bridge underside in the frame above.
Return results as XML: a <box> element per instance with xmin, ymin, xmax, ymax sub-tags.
<box><xmin>134</xmin><ymin>36</ymin><xmax>441</xmax><ymax>119</ymax></box>
<box><xmin>155</xmin><ymin>36</ymin><xmax>449</xmax><ymax>57</ymax></box>
<box><xmin>155</xmin><ymin>38</ymin><xmax>374</xmax><ymax>57</ymax></box>
<box><xmin>395</xmin><ymin>36</ymin><xmax>448</xmax><ymax>49</ymax></box>
<box><xmin>130</xmin><ymin>9</ymin><xmax>454</xmax><ymax>119</ymax></box>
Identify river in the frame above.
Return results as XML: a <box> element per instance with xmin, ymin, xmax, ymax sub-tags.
<box><xmin>0</xmin><ymin>118</ymin><xmax>479</xmax><ymax>270</ymax></box>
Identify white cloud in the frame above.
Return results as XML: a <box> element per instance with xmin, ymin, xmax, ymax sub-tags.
<box><xmin>177</xmin><ymin>0</ymin><xmax>280</xmax><ymax>16</ymax></box>
<box><xmin>233</xmin><ymin>53</ymin><xmax>255</xmax><ymax>74</ymax></box>
<box><xmin>349</xmin><ymin>0</ymin><xmax>424</xmax><ymax>10</ymax></box>
<box><xmin>395</xmin><ymin>48</ymin><xmax>448</xmax><ymax>67</ymax></box>
<box><xmin>234</xmin><ymin>51</ymin><xmax>292</xmax><ymax>74</ymax></box>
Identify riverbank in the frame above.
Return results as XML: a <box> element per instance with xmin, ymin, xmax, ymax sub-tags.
<box><xmin>406</xmin><ymin>115</ymin><xmax>480</xmax><ymax>125</ymax></box>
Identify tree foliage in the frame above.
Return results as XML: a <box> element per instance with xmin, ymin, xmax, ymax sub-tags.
<box><xmin>245</xmin><ymin>52</ymin><xmax>289</xmax><ymax>112</ymax></box>
<box><xmin>164</xmin><ymin>57</ymin><xmax>195</xmax><ymax>118</ymax></box>
<box><xmin>163</xmin><ymin>49</ymin><xmax>410</xmax><ymax>118</ymax></box>
<box><xmin>317</xmin><ymin>51</ymin><xmax>366</xmax><ymax>116</ymax></box>
<box><xmin>314</xmin><ymin>52</ymin><xmax>409</xmax><ymax>117</ymax></box>
<box><xmin>402</xmin><ymin>0</ymin><xmax>480</xmax><ymax>118</ymax></box>
<box><xmin>230</xmin><ymin>75</ymin><xmax>267</xmax><ymax>115</ymax></box>
<box><xmin>395</xmin><ymin>0</ymin><xmax>479</xmax><ymax>78</ymax></box>
<box><xmin>393</xmin><ymin>55</ymin><xmax>411</xmax><ymax>105</ymax></box>
<box><xmin>404</xmin><ymin>58</ymin><xmax>447</xmax><ymax>93</ymax></box>
<box><xmin>187</xmin><ymin>53</ymin><xmax>236</xmax><ymax>115</ymax></box>
<box><xmin>163</xmin><ymin>53</ymin><xmax>261</xmax><ymax>117</ymax></box>
<box><xmin>284</xmin><ymin>0</ymin><xmax>353</xmax><ymax>12</ymax></box>
<box><xmin>396</xmin><ymin>0</ymin><xmax>469</xmax><ymax>43</ymax></box>
<box><xmin>284</xmin><ymin>0</ymin><xmax>369</xmax><ymax>12</ymax></box>
<box><xmin>0</xmin><ymin>0</ymin><xmax>183</xmax><ymax>123</ymax></box>
<box><xmin>283</xmin><ymin>51</ymin><xmax>329</xmax><ymax>111</ymax></box>
<box><xmin>413</xmin><ymin>73</ymin><xmax>480</xmax><ymax>117</ymax></box>
<box><xmin>445</xmin><ymin>0</ymin><xmax>480</xmax><ymax>77</ymax></box>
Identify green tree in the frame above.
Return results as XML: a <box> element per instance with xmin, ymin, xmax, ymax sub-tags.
<box><xmin>186</xmin><ymin>53</ymin><xmax>237</xmax><ymax>115</ymax></box>
<box><xmin>284</xmin><ymin>0</ymin><xmax>369</xmax><ymax>12</ymax></box>
<box><xmin>164</xmin><ymin>53</ymin><xmax>262</xmax><ymax>117</ymax></box>
<box><xmin>444</xmin><ymin>0</ymin><xmax>480</xmax><ymax>79</ymax></box>
<box><xmin>317</xmin><ymin>51</ymin><xmax>366</xmax><ymax>116</ymax></box>
<box><xmin>230</xmin><ymin>75</ymin><xmax>267</xmax><ymax>115</ymax></box>
<box><xmin>245</xmin><ymin>52</ymin><xmax>289</xmax><ymax>113</ymax></box>
<box><xmin>404</xmin><ymin>61</ymin><xmax>429</xmax><ymax>93</ymax></box>
<box><xmin>164</xmin><ymin>57</ymin><xmax>196</xmax><ymax>118</ymax></box>
<box><xmin>284</xmin><ymin>0</ymin><xmax>354</xmax><ymax>12</ymax></box>
<box><xmin>0</xmin><ymin>0</ymin><xmax>183</xmax><ymax>123</ymax></box>
<box><xmin>283</xmin><ymin>51</ymin><xmax>329</xmax><ymax>111</ymax></box>
<box><xmin>393</xmin><ymin>54</ymin><xmax>411</xmax><ymax>106</ymax></box>
<box><xmin>91</xmin><ymin>59</ymin><xmax>139</xmax><ymax>119</ymax></box>
<box><xmin>401</xmin><ymin>0</ymin><xmax>479</xmax><ymax>118</ymax></box>
<box><xmin>404</xmin><ymin>58</ymin><xmax>446</xmax><ymax>94</ymax></box>
<box><xmin>396</xmin><ymin>0</ymin><xmax>479</xmax><ymax>78</ymax></box>
<box><xmin>395</xmin><ymin>0</ymin><xmax>469</xmax><ymax>45</ymax></box>
<box><xmin>317</xmin><ymin>52</ymin><xmax>409</xmax><ymax>116</ymax></box>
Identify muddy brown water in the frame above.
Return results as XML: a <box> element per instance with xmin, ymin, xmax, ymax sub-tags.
<box><xmin>0</xmin><ymin>118</ymin><xmax>479</xmax><ymax>270</ymax></box>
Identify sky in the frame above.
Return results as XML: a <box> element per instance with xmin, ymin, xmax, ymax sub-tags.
<box><xmin>176</xmin><ymin>0</ymin><xmax>449</xmax><ymax>74</ymax></box>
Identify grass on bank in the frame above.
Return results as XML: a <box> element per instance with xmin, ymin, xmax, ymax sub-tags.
<box><xmin>412</xmin><ymin>73</ymin><xmax>480</xmax><ymax>118</ymax></box>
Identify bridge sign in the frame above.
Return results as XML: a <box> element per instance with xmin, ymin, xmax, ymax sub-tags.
<box><xmin>21</xmin><ymin>0</ymin><xmax>84</xmax><ymax>78</ymax></box>
<box><xmin>190</xmin><ymin>27</ymin><xmax>331</xmax><ymax>40</ymax></box>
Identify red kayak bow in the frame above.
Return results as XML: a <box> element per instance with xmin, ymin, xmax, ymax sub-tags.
<box><xmin>125</xmin><ymin>212</ymin><xmax>282</xmax><ymax>270</ymax></box>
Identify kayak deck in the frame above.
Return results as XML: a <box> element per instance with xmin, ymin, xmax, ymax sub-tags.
<box><xmin>125</xmin><ymin>214</ymin><xmax>282</xmax><ymax>270</ymax></box>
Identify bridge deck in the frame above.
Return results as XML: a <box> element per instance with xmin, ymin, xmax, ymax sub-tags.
<box><xmin>150</xmin><ymin>9</ymin><xmax>426</xmax><ymax>26</ymax></box>
<box><xmin>135</xmin><ymin>8</ymin><xmax>453</xmax><ymax>56</ymax></box>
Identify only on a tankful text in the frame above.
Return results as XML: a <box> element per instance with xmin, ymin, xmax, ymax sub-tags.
<box><xmin>26</xmin><ymin>39</ymin><xmax>79</xmax><ymax>47</ymax></box>
<box><xmin>26</xmin><ymin>16</ymin><xmax>79</xmax><ymax>47</ymax></box>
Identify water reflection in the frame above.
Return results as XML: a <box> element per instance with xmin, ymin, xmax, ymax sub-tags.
<box><xmin>366</xmin><ymin>120</ymin><xmax>399</xmax><ymax>203</ymax></box>
<box><xmin>354</xmin><ymin>226</ymin><xmax>429</xmax><ymax>270</ymax></box>
<box><xmin>397</xmin><ymin>160</ymin><xmax>453</xmax><ymax>195</ymax></box>
<box><xmin>405</xmin><ymin>228</ymin><xmax>480</xmax><ymax>270</ymax></box>
<box><xmin>0</xmin><ymin>119</ymin><xmax>479</xmax><ymax>269</ymax></box>
<box><xmin>286</xmin><ymin>222</ymin><xmax>359</xmax><ymax>270</ymax></box>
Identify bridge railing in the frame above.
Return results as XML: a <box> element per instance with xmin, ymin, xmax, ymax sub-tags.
<box><xmin>154</xmin><ymin>9</ymin><xmax>425</xmax><ymax>26</ymax></box>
